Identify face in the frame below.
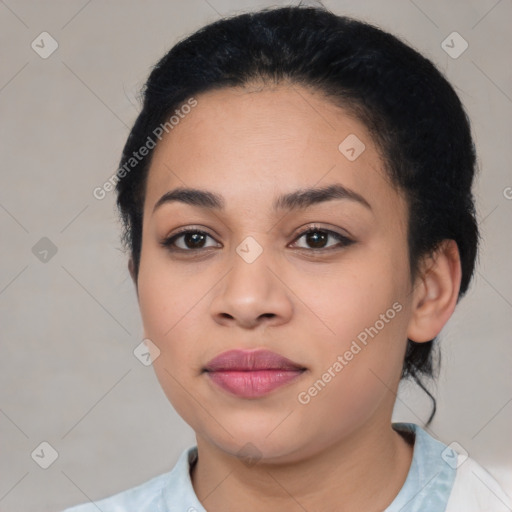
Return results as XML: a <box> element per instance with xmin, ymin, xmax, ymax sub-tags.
<box><xmin>136</xmin><ymin>84</ymin><xmax>416</xmax><ymax>463</ymax></box>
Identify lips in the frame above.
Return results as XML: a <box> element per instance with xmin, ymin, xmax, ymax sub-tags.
<box><xmin>204</xmin><ymin>349</ymin><xmax>305</xmax><ymax>372</ymax></box>
<box><xmin>203</xmin><ymin>349</ymin><xmax>306</xmax><ymax>398</ymax></box>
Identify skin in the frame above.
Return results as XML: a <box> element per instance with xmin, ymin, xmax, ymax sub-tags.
<box><xmin>129</xmin><ymin>83</ymin><xmax>462</xmax><ymax>512</ymax></box>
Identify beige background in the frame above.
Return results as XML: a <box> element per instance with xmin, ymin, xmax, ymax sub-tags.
<box><xmin>0</xmin><ymin>1</ymin><xmax>511</xmax><ymax>510</ymax></box>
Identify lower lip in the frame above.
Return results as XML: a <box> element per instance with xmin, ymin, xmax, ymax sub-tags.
<box><xmin>206</xmin><ymin>369</ymin><xmax>305</xmax><ymax>398</ymax></box>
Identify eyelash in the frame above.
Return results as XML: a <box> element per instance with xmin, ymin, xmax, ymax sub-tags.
<box><xmin>160</xmin><ymin>225</ymin><xmax>355</xmax><ymax>255</ymax></box>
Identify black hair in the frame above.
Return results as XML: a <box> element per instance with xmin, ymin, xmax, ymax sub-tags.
<box><xmin>115</xmin><ymin>5</ymin><xmax>479</xmax><ymax>425</ymax></box>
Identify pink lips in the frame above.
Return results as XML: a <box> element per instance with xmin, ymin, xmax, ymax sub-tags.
<box><xmin>203</xmin><ymin>349</ymin><xmax>306</xmax><ymax>398</ymax></box>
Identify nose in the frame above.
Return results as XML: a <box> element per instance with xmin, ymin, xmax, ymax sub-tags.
<box><xmin>209</xmin><ymin>241</ymin><xmax>293</xmax><ymax>330</ymax></box>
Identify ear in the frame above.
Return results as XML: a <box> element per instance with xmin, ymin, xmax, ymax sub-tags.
<box><xmin>406</xmin><ymin>239</ymin><xmax>462</xmax><ymax>343</ymax></box>
<box><xmin>128</xmin><ymin>258</ymin><xmax>138</xmax><ymax>291</ymax></box>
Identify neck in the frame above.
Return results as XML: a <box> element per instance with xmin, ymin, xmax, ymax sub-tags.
<box><xmin>190</xmin><ymin>419</ymin><xmax>414</xmax><ymax>512</ymax></box>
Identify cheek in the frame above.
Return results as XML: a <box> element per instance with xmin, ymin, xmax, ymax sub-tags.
<box><xmin>137</xmin><ymin>247</ymin><xmax>202</xmax><ymax>337</ymax></box>
<box><xmin>294</xmin><ymin>292</ymin><xmax>408</xmax><ymax>442</ymax></box>
<box><xmin>136</xmin><ymin>262</ymin><xmax>207</xmax><ymax>420</ymax></box>
<box><xmin>293</xmin><ymin>252</ymin><xmax>402</xmax><ymax>345</ymax></box>
<box><xmin>295</xmin><ymin>250</ymin><xmax>410</xmax><ymax>397</ymax></box>
<box><xmin>136</xmin><ymin>255</ymin><xmax>204</xmax><ymax>378</ymax></box>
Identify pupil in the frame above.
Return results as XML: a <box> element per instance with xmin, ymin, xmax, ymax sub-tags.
<box><xmin>307</xmin><ymin>231</ymin><xmax>327</xmax><ymax>248</ymax></box>
<box><xmin>186</xmin><ymin>232</ymin><xmax>205</xmax><ymax>248</ymax></box>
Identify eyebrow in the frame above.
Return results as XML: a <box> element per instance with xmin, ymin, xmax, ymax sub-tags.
<box><xmin>152</xmin><ymin>183</ymin><xmax>372</xmax><ymax>214</ymax></box>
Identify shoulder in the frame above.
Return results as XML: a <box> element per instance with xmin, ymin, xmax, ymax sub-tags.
<box><xmin>61</xmin><ymin>445</ymin><xmax>201</xmax><ymax>512</ymax></box>
<box><xmin>61</xmin><ymin>470</ymin><xmax>172</xmax><ymax>512</ymax></box>
<box><xmin>391</xmin><ymin>422</ymin><xmax>511</xmax><ymax>512</ymax></box>
<box><xmin>445</xmin><ymin>455</ymin><xmax>512</xmax><ymax>512</ymax></box>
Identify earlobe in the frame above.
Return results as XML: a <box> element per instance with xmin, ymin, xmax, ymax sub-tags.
<box><xmin>407</xmin><ymin>240</ymin><xmax>462</xmax><ymax>343</ymax></box>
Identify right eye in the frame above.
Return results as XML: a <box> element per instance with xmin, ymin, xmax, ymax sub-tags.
<box><xmin>160</xmin><ymin>229</ymin><xmax>221</xmax><ymax>252</ymax></box>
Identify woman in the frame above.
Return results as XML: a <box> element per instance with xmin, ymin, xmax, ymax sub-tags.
<box><xmin>64</xmin><ymin>5</ymin><xmax>511</xmax><ymax>511</ymax></box>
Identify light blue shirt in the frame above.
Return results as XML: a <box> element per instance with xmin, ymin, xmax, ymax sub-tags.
<box><xmin>63</xmin><ymin>422</ymin><xmax>458</xmax><ymax>511</ymax></box>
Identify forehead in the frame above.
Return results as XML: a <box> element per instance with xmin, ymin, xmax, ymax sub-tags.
<box><xmin>144</xmin><ymin>84</ymin><xmax>404</xmax><ymax>222</ymax></box>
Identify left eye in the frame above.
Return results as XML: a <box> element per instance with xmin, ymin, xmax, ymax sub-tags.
<box><xmin>290</xmin><ymin>228</ymin><xmax>354</xmax><ymax>251</ymax></box>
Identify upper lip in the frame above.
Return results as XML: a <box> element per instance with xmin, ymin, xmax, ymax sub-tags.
<box><xmin>203</xmin><ymin>349</ymin><xmax>306</xmax><ymax>372</ymax></box>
